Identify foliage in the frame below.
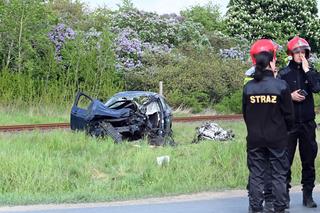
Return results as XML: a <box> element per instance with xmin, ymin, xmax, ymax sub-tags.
<box><xmin>113</xmin><ymin>27</ymin><xmax>172</xmax><ymax>71</ymax></box>
<box><xmin>0</xmin><ymin>0</ymin><xmax>55</xmax><ymax>73</ymax></box>
<box><xmin>47</xmin><ymin>0</ymin><xmax>87</xmax><ymax>28</ymax></box>
<box><xmin>109</xmin><ymin>8</ymin><xmax>210</xmax><ymax>71</ymax></box>
<box><xmin>214</xmin><ymin>90</ymin><xmax>243</xmax><ymax>114</ymax></box>
<box><xmin>124</xmin><ymin>47</ymin><xmax>248</xmax><ymax>112</ymax></box>
<box><xmin>226</xmin><ymin>0</ymin><xmax>320</xmax><ymax>52</ymax></box>
<box><xmin>48</xmin><ymin>23</ymin><xmax>76</xmax><ymax>61</ymax></box>
<box><xmin>180</xmin><ymin>1</ymin><xmax>226</xmax><ymax>32</ymax></box>
<box><xmin>58</xmin><ymin>29</ymin><xmax>124</xmax><ymax>101</ymax></box>
<box><xmin>0</xmin><ymin>0</ymin><xmax>123</xmax><ymax>105</ymax></box>
<box><xmin>5</xmin><ymin>0</ymin><xmax>318</xmax><ymax>113</ymax></box>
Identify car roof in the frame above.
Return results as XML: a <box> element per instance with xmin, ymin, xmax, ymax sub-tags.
<box><xmin>111</xmin><ymin>91</ymin><xmax>159</xmax><ymax>98</ymax></box>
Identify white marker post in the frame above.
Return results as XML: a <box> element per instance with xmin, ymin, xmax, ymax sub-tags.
<box><xmin>159</xmin><ymin>81</ymin><xmax>163</xmax><ymax>96</ymax></box>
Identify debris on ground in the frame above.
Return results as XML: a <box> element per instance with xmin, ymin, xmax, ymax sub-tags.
<box><xmin>156</xmin><ymin>155</ymin><xmax>170</xmax><ymax>166</ymax></box>
<box><xmin>192</xmin><ymin>122</ymin><xmax>235</xmax><ymax>143</ymax></box>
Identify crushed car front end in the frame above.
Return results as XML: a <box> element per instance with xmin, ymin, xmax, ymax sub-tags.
<box><xmin>70</xmin><ymin>91</ymin><xmax>174</xmax><ymax>145</ymax></box>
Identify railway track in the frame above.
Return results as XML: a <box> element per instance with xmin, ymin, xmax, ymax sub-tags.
<box><xmin>0</xmin><ymin>114</ymin><xmax>243</xmax><ymax>133</ymax></box>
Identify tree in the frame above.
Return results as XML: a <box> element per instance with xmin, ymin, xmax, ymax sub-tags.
<box><xmin>226</xmin><ymin>0</ymin><xmax>320</xmax><ymax>51</ymax></box>
<box><xmin>117</xmin><ymin>0</ymin><xmax>135</xmax><ymax>11</ymax></box>
<box><xmin>181</xmin><ymin>1</ymin><xmax>226</xmax><ymax>32</ymax></box>
<box><xmin>0</xmin><ymin>0</ymin><xmax>55</xmax><ymax>72</ymax></box>
<box><xmin>47</xmin><ymin>0</ymin><xmax>87</xmax><ymax>28</ymax></box>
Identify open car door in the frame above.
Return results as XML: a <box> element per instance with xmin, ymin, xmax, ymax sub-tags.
<box><xmin>159</xmin><ymin>96</ymin><xmax>173</xmax><ymax>134</ymax></box>
<box><xmin>70</xmin><ymin>92</ymin><xmax>93</xmax><ymax>130</ymax></box>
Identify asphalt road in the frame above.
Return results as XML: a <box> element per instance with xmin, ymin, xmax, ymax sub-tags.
<box><xmin>1</xmin><ymin>188</ymin><xmax>319</xmax><ymax>213</ymax></box>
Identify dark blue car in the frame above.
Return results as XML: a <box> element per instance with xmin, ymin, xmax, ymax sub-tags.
<box><xmin>70</xmin><ymin>91</ymin><xmax>174</xmax><ymax>145</ymax></box>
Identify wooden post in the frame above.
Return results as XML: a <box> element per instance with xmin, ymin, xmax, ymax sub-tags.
<box><xmin>159</xmin><ymin>81</ymin><xmax>163</xmax><ymax>96</ymax></box>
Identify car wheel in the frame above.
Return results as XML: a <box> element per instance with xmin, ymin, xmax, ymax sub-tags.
<box><xmin>99</xmin><ymin>121</ymin><xmax>123</xmax><ymax>144</ymax></box>
<box><xmin>87</xmin><ymin>121</ymin><xmax>122</xmax><ymax>143</ymax></box>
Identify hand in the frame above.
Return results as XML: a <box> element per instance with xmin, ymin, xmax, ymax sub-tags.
<box><xmin>291</xmin><ymin>89</ymin><xmax>306</xmax><ymax>102</ymax></box>
<box><xmin>273</xmin><ymin>68</ymin><xmax>278</xmax><ymax>78</ymax></box>
<box><xmin>300</xmin><ymin>54</ymin><xmax>310</xmax><ymax>73</ymax></box>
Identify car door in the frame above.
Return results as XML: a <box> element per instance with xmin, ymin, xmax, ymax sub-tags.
<box><xmin>70</xmin><ymin>92</ymin><xmax>93</xmax><ymax>130</ymax></box>
<box><xmin>159</xmin><ymin>96</ymin><xmax>173</xmax><ymax>133</ymax></box>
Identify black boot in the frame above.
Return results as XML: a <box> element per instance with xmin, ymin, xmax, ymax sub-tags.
<box><xmin>285</xmin><ymin>189</ymin><xmax>290</xmax><ymax>209</ymax></box>
<box><xmin>303</xmin><ymin>189</ymin><xmax>317</xmax><ymax>208</ymax></box>
<box><xmin>248</xmin><ymin>206</ymin><xmax>263</xmax><ymax>213</ymax></box>
<box><xmin>274</xmin><ymin>210</ymin><xmax>289</xmax><ymax>213</ymax></box>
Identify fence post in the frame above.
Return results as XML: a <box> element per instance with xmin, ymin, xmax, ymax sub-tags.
<box><xmin>159</xmin><ymin>81</ymin><xmax>163</xmax><ymax>96</ymax></box>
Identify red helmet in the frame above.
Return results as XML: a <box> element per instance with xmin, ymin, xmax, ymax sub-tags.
<box><xmin>250</xmin><ymin>39</ymin><xmax>277</xmax><ymax>65</ymax></box>
<box><xmin>287</xmin><ymin>36</ymin><xmax>311</xmax><ymax>58</ymax></box>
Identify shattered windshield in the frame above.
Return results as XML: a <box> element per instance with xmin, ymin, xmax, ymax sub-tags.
<box><xmin>105</xmin><ymin>96</ymin><xmax>128</xmax><ymax>108</ymax></box>
<box><xmin>105</xmin><ymin>94</ymin><xmax>156</xmax><ymax>109</ymax></box>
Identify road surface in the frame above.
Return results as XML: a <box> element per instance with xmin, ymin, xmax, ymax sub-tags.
<box><xmin>1</xmin><ymin>186</ymin><xmax>319</xmax><ymax>213</ymax></box>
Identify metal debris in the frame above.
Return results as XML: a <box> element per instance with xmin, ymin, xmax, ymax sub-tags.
<box><xmin>193</xmin><ymin>122</ymin><xmax>235</xmax><ymax>143</ymax></box>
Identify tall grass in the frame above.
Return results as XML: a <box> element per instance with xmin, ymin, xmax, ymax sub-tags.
<box><xmin>0</xmin><ymin>105</ymin><xmax>69</xmax><ymax>125</ymax></box>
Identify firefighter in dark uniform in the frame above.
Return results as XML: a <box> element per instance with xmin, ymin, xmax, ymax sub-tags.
<box><xmin>279</xmin><ymin>36</ymin><xmax>320</xmax><ymax>208</ymax></box>
<box><xmin>245</xmin><ymin>40</ymin><xmax>281</xmax><ymax>212</ymax></box>
<box><xmin>243</xmin><ymin>39</ymin><xmax>294</xmax><ymax>213</ymax></box>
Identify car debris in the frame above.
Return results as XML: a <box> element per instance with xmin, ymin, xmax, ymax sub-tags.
<box><xmin>156</xmin><ymin>155</ymin><xmax>170</xmax><ymax>166</ymax></box>
<box><xmin>70</xmin><ymin>91</ymin><xmax>175</xmax><ymax>146</ymax></box>
<box><xmin>192</xmin><ymin>122</ymin><xmax>235</xmax><ymax>143</ymax></box>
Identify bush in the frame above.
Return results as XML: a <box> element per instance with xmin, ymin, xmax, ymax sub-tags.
<box><xmin>0</xmin><ymin>1</ymin><xmax>123</xmax><ymax>105</ymax></box>
<box><xmin>0</xmin><ymin>28</ymin><xmax>123</xmax><ymax>105</ymax></box>
<box><xmin>214</xmin><ymin>90</ymin><xmax>243</xmax><ymax>114</ymax></box>
<box><xmin>109</xmin><ymin>8</ymin><xmax>210</xmax><ymax>71</ymax></box>
<box><xmin>124</xmin><ymin>47</ymin><xmax>249</xmax><ymax>112</ymax></box>
<box><xmin>313</xmin><ymin>93</ymin><xmax>320</xmax><ymax>108</ymax></box>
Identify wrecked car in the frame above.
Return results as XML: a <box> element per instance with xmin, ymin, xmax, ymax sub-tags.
<box><xmin>70</xmin><ymin>91</ymin><xmax>174</xmax><ymax>146</ymax></box>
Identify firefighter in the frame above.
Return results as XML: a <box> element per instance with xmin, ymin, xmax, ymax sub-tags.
<box><xmin>243</xmin><ymin>39</ymin><xmax>294</xmax><ymax>213</ymax></box>
<box><xmin>245</xmin><ymin>39</ymin><xmax>281</xmax><ymax>212</ymax></box>
<box><xmin>278</xmin><ymin>36</ymin><xmax>320</xmax><ymax>208</ymax></box>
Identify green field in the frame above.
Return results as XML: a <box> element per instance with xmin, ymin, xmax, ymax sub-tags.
<box><xmin>0</xmin><ymin>105</ymin><xmax>70</xmax><ymax>125</ymax></box>
<box><xmin>0</xmin><ymin>115</ymin><xmax>317</xmax><ymax>205</ymax></box>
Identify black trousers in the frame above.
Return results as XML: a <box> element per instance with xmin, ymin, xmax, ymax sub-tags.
<box><xmin>247</xmin><ymin>147</ymin><xmax>289</xmax><ymax>212</ymax></box>
<box><xmin>287</xmin><ymin>120</ymin><xmax>318</xmax><ymax>191</ymax></box>
<box><xmin>247</xmin><ymin>155</ymin><xmax>273</xmax><ymax>202</ymax></box>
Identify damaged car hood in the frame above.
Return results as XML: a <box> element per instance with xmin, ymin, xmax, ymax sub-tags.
<box><xmin>85</xmin><ymin>100</ymin><xmax>132</xmax><ymax>121</ymax></box>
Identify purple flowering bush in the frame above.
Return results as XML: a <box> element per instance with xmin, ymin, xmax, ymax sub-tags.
<box><xmin>219</xmin><ymin>47</ymin><xmax>246</xmax><ymax>61</ymax></box>
<box><xmin>111</xmin><ymin>10</ymin><xmax>181</xmax><ymax>45</ymax></box>
<box><xmin>48</xmin><ymin>24</ymin><xmax>76</xmax><ymax>61</ymax></box>
<box><xmin>113</xmin><ymin>27</ymin><xmax>175</xmax><ymax>70</ymax></box>
<box><xmin>110</xmin><ymin>9</ymin><xmax>210</xmax><ymax>71</ymax></box>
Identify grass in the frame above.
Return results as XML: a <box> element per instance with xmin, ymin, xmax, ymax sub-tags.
<box><xmin>0</xmin><ymin>107</ymin><xmax>319</xmax><ymax>205</ymax></box>
<box><xmin>0</xmin><ymin>119</ymin><xmax>317</xmax><ymax>206</ymax></box>
<box><xmin>0</xmin><ymin>105</ymin><xmax>70</xmax><ymax>125</ymax></box>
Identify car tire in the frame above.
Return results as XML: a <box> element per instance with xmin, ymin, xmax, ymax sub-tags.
<box><xmin>87</xmin><ymin>121</ymin><xmax>122</xmax><ymax>144</ymax></box>
<box><xmin>99</xmin><ymin>121</ymin><xmax>123</xmax><ymax>144</ymax></box>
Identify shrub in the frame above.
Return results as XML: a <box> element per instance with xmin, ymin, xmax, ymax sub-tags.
<box><xmin>214</xmin><ymin>90</ymin><xmax>243</xmax><ymax>114</ymax></box>
<box><xmin>58</xmin><ymin>29</ymin><xmax>124</xmax><ymax>101</ymax></box>
<box><xmin>0</xmin><ymin>1</ymin><xmax>123</xmax><ymax>105</ymax></box>
<box><xmin>124</xmin><ymin>47</ymin><xmax>249</xmax><ymax>111</ymax></box>
<box><xmin>109</xmin><ymin>8</ymin><xmax>210</xmax><ymax>71</ymax></box>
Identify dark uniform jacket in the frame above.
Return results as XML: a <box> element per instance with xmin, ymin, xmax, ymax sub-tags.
<box><xmin>243</xmin><ymin>70</ymin><xmax>294</xmax><ymax>149</ymax></box>
<box><xmin>279</xmin><ymin>61</ymin><xmax>320</xmax><ymax>123</ymax></box>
